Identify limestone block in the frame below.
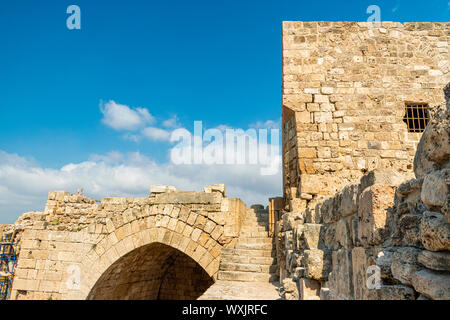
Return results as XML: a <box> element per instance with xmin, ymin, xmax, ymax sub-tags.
<box><xmin>304</xmin><ymin>199</ymin><xmax>323</xmax><ymax>224</ymax></box>
<box><xmin>359</xmin><ymin>168</ymin><xmax>408</xmax><ymax>193</ymax></box>
<box><xmin>295</xmin><ymin>111</ymin><xmax>311</xmax><ymax>124</ymax></box>
<box><xmin>281</xmin><ymin>212</ymin><xmax>304</xmax><ymax>232</ymax></box>
<box><xmin>314</xmin><ymin>94</ymin><xmax>329</xmax><ymax>103</ymax></box>
<box><xmin>421</xmin><ymin>169</ymin><xmax>449</xmax><ymax>208</ymax></box>
<box><xmin>414</xmin><ymin>104</ymin><xmax>450</xmax><ymax>179</ymax></box>
<box><xmin>352</xmin><ymin>247</ymin><xmax>372</xmax><ymax>300</ymax></box>
<box><xmin>443</xmin><ymin>196</ymin><xmax>450</xmax><ymax>223</ymax></box>
<box><xmin>313</xmin><ymin>112</ymin><xmax>332</xmax><ymax>123</ymax></box>
<box><xmin>391</xmin><ymin>214</ymin><xmax>422</xmax><ymax>247</ymax></box>
<box><xmin>281</xmin><ymin>278</ymin><xmax>299</xmax><ymax>300</ymax></box>
<box><xmin>210</xmin><ymin>225</ymin><xmax>223</xmax><ymax>241</ymax></box>
<box><xmin>154</xmin><ymin>191</ymin><xmax>222</xmax><ymax>204</ymax></box>
<box><xmin>298</xmin><ymin>147</ymin><xmax>316</xmax><ymax>159</ymax></box>
<box><xmin>299</xmin><ymin>278</ymin><xmax>320</xmax><ymax>300</ymax></box>
<box><xmin>339</xmin><ymin>184</ymin><xmax>359</xmax><ymax>217</ymax></box>
<box><xmin>328</xmin><ymin>249</ymin><xmax>354</xmax><ymax>300</ymax></box>
<box><xmin>335</xmin><ymin>217</ymin><xmax>354</xmax><ymax>249</ymax></box>
<box><xmin>411</xmin><ymin>269</ymin><xmax>450</xmax><ymax>300</ymax></box>
<box><xmin>297</xmin><ymin>223</ymin><xmax>324</xmax><ymax>250</ymax></box>
<box><xmin>301</xmin><ymin>249</ymin><xmax>331</xmax><ymax>281</ymax></box>
<box><xmin>321</xmin><ymin>87</ymin><xmax>334</xmax><ymax>94</ymax></box>
<box><xmin>357</xmin><ymin>185</ymin><xmax>396</xmax><ymax>246</ymax></box>
<box><xmin>322</xmin><ymin>223</ymin><xmax>337</xmax><ymax>250</ymax></box>
<box><xmin>420</xmin><ymin>211</ymin><xmax>450</xmax><ymax>251</ymax></box>
<box><xmin>417</xmin><ymin>250</ymin><xmax>450</xmax><ymax>271</ymax></box>
<box><xmin>321</xmin><ymin>197</ymin><xmax>340</xmax><ymax>224</ymax></box>
<box><xmin>289</xmin><ymin>198</ymin><xmax>307</xmax><ymax>213</ymax></box>
<box><xmin>150</xmin><ymin>185</ymin><xmax>177</xmax><ymax>194</ymax></box>
<box><xmin>391</xmin><ymin>247</ymin><xmax>422</xmax><ymax>286</ymax></box>
<box><xmin>204</xmin><ymin>184</ymin><xmax>226</xmax><ymax>196</ymax></box>
<box><xmin>366</xmin><ymin>285</ymin><xmax>415</xmax><ymax>300</ymax></box>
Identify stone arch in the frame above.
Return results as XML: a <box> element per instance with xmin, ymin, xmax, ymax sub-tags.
<box><xmin>86</xmin><ymin>242</ymin><xmax>214</xmax><ymax>300</ymax></box>
<box><xmin>77</xmin><ymin>203</ymin><xmax>225</xmax><ymax>299</ymax></box>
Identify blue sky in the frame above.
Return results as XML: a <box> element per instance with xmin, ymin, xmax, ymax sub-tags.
<box><xmin>0</xmin><ymin>0</ymin><xmax>448</xmax><ymax>223</ymax></box>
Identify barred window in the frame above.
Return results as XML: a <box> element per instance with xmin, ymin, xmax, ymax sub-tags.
<box><xmin>403</xmin><ymin>104</ymin><xmax>430</xmax><ymax>133</ymax></box>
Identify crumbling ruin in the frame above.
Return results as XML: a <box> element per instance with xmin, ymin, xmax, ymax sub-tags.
<box><xmin>278</xmin><ymin>82</ymin><xmax>449</xmax><ymax>300</ymax></box>
<box><xmin>0</xmin><ymin>21</ymin><xmax>449</xmax><ymax>300</ymax></box>
<box><xmin>277</xmin><ymin>21</ymin><xmax>449</xmax><ymax>300</ymax></box>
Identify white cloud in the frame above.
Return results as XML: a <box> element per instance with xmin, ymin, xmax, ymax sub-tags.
<box><xmin>249</xmin><ymin>118</ymin><xmax>281</xmax><ymax>130</ymax></box>
<box><xmin>0</xmin><ymin>150</ymin><xmax>282</xmax><ymax>224</ymax></box>
<box><xmin>142</xmin><ymin>127</ymin><xmax>171</xmax><ymax>141</ymax></box>
<box><xmin>162</xmin><ymin>115</ymin><xmax>181</xmax><ymax>129</ymax></box>
<box><xmin>100</xmin><ymin>100</ymin><xmax>154</xmax><ymax>131</ymax></box>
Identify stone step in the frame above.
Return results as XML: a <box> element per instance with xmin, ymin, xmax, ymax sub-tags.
<box><xmin>239</xmin><ymin>231</ymin><xmax>270</xmax><ymax>237</ymax></box>
<box><xmin>237</xmin><ymin>237</ymin><xmax>274</xmax><ymax>245</ymax></box>
<box><xmin>220</xmin><ymin>254</ymin><xmax>277</xmax><ymax>266</ymax></box>
<box><xmin>240</xmin><ymin>226</ymin><xmax>268</xmax><ymax>232</ymax></box>
<box><xmin>221</xmin><ymin>248</ymin><xmax>276</xmax><ymax>258</ymax></box>
<box><xmin>243</xmin><ymin>220</ymin><xmax>268</xmax><ymax>225</ymax></box>
<box><xmin>234</xmin><ymin>243</ymin><xmax>274</xmax><ymax>250</ymax></box>
<box><xmin>242</xmin><ymin>221</ymin><xmax>268</xmax><ymax>227</ymax></box>
<box><xmin>218</xmin><ymin>271</ymin><xmax>278</xmax><ymax>282</ymax></box>
<box><xmin>198</xmin><ymin>280</ymin><xmax>281</xmax><ymax>300</ymax></box>
<box><xmin>220</xmin><ymin>262</ymin><xmax>277</xmax><ymax>274</ymax></box>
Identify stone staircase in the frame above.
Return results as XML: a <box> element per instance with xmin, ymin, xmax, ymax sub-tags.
<box><xmin>199</xmin><ymin>207</ymin><xmax>280</xmax><ymax>300</ymax></box>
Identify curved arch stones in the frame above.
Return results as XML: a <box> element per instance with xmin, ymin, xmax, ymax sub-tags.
<box><xmin>9</xmin><ymin>185</ymin><xmax>247</xmax><ymax>300</ymax></box>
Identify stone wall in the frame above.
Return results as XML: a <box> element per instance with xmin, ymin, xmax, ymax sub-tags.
<box><xmin>278</xmin><ymin>84</ymin><xmax>449</xmax><ymax>300</ymax></box>
<box><xmin>7</xmin><ymin>184</ymin><xmax>247</xmax><ymax>300</ymax></box>
<box><xmin>282</xmin><ymin>21</ymin><xmax>450</xmax><ymax>211</ymax></box>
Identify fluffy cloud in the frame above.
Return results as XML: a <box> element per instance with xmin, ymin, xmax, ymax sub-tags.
<box><xmin>100</xmin><ymin>100</ymin><xmax>154</xmax><ymax>131</ymax></box>
<box><xmin>0</xmin><ymin>150</ymin><xmax>281</xmax><ymax>224</ymax></box>
<box><xmin>100</xmin><ymin>101</ymin><xmax>181</xmax><ymax>142</ymax></box>
<box><xmin>162</xmin><ymin>115</ymin><xmax>181</xmax><ymax>129</ymax></box>
<box><xmin>142</xmin><ymin>127</ymin><xmax>171</xmax><ymax>141</ymax></box>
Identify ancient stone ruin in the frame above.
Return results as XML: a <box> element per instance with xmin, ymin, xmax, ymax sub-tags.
<box><xmin>0</xmin><ymin>21</ymin><xmax>449</xmax><ymax>300</ymax></box>
<box><xmin>277</xmin><ymin>21</ymin><xmax>449</xmax><ymax>300</ymax></box>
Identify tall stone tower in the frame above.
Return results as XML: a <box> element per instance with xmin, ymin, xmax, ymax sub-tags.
<box><xmin>282</xmin><ymin>21</ymin><xmax>449</xmax><ymax>211</ymax></box>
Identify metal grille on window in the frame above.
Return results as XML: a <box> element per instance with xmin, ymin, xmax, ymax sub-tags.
<box><xmin>403</xmin><ymin>104</ymin><xmax>430</xmax><ymax>133</ymax></box>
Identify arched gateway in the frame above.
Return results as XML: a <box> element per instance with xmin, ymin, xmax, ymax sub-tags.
<box><xmin>8</xmin><ymin>185</ymin><xmax>247</xmax><ymax>300</ymax></box>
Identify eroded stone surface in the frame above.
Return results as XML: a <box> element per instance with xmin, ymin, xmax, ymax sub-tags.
<box><xmin>411</xmin><ymin>269</ymin><xmax>450</xmax><ymax>300</ymax></box>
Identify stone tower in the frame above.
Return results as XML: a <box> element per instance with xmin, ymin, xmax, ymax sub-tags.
<box><xmin>282</xmin><ymin>21</ymin><xmax>449</xmax><ymax>211</ymax></box>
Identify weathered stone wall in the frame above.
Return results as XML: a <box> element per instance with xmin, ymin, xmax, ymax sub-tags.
<box><xmin>7</xmin><ymin>185</ymin><xmax>246</xmax><ymax>300</ymax></box>
<box><xmin>278</xmin><ymin>84</ymin><xmax>449</xmax><ymax>300</ymax></box>
<box><xmin>283</xmin><ymin>21</ymin><xmax>449</xmax><ymax>211</ymax></box>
